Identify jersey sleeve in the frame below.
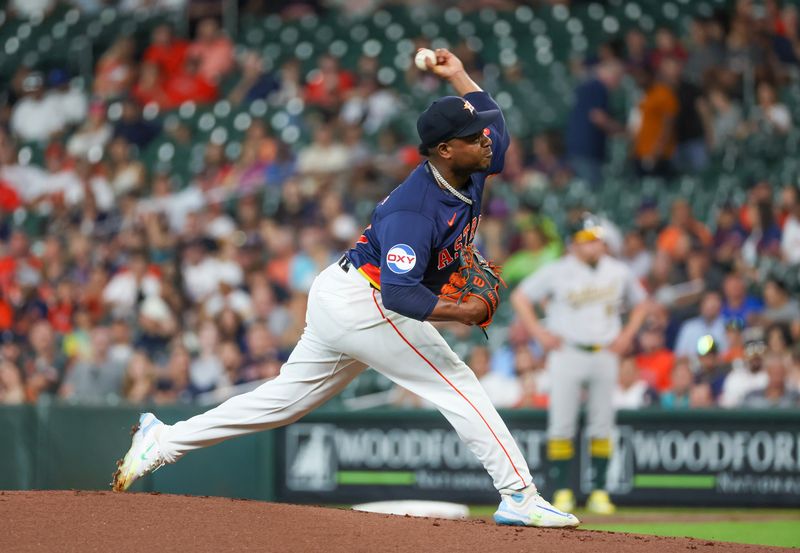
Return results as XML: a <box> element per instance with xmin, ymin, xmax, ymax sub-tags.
<box><xmin>516</xmin><ymin>262</ymin><xmax>556</xmax><ymax>302</ymax></box>
<box><xmin>464</xmin><ymin>90</ymin><xmax>510</xmax><ymax>175</ymax></box>
<box><xmin>377</xmin><ymin>210</ymin><xmax>435</xmax><ymax>287</ymax></box>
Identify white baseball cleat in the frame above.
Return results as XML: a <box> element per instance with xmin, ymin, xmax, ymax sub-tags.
<box><xmin>494</xmin><ymin>485</ymin><xmax>580</xmax><ymax>528</ymax></box>
<box><xmin>112</xmin><ymin>413</ymin><xmax>166</xmax><ymax>492</ymax></box>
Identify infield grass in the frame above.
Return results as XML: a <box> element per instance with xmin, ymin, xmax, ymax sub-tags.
<box><xmin>580</xmin><ymin>520</ymin><xmax>799</xmax><ymax>549</ymax></box>
<box><xmin>469</xmin><ymin>507</ymin><xmax>800</xmax><ymax>549</ymax></box>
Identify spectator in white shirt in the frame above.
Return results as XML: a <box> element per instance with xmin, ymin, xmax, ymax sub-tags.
<box><xmin>67</xmin><ymin>101</ymin><xmax>113</xmax><ymax>161</ymax></box>
<box><xmin>719</xmin><ymin>334</ymin><xmax>769</xmax><ymax>407</ymax></box>
<box><xmin>622</xmin><ymin>229</ymin><xmax>654</xmax><ymax>279</ymax></box>
<box><xmin>43</xmin><ymin>147</ymin><xmax>115</xmax><ymax>213</ymax></box>
<box><xmin>748</xmin><ymin>81</ymin><xmax>791</xmax><ymax>136</ymax></box>
<box><xmin>742</xmin><ymin>353</ymin><xmax>800</xmax><ymax>408</ymax></box>
<box><xmin>614</xmin><ymin>356</ymin><xmax>658</xmax><ymax>409</ymax></box>
<box><xmin>181</xmin><ymin>239</ymin><xmax>244</xmax><ymax>304</ymax></box>
<box><xmin>102</xmin><ymin>251</ymin><xmax>161</xmax><ymax>317</ymax></box>
<box><xmin>203</xmin><ymin>257</ymin><xmax>253</xmax><ymax>320</ymax></box>
<box><xmin>10</xmin><ymin>73</ymin><xmax>65</xmax><ymax>143</ymax></box>
<box><xmin>781</xmin><ymin>198</ymin><xmax>800</xmax><ymax>264</ymax></box>
<box><xmin>45</xmin><ymin>69</ymin><xmax>88</xmax><ymax>128</ymax></box>
<box><xmin>136</xmin><ymin>173</ymin><xmax>205</xmax><ymax>233</ymax></box>
<box><xmin>181</xmin><ymin>239</ymin><xmax>218</xmax><ymax>303</ymax></box>
<box><xmin>340</xmin><ymin>77</ymin><xmax>400</xmax><ymax>135</ymax></box>
<box><xmin>108</xmin><ymin>318</ymin><xmax>135</xmax><ymax>367</ymax></box>
<box><xmin>705</xmin><ymin>87</ymin><xmax>743</xmax><ymax>152</ymax></box>
<box><xmin>297</xmin><ymin>124</ymin><xmax>350</xmax><ymax>175</ymax></box>
<box><xmin>470</xmin><ymin>345</ymin><xmax>522</xmax><ymax>408</ymax></box>
<box><xmin>189</xmin><ymin>320</ymin><xmax>229</xmax><ymax>394</ymax></box>
<box><xmin>674</xmin><ymin>291</ymin><xmax>729</xmax><ymax>358</ymax></box>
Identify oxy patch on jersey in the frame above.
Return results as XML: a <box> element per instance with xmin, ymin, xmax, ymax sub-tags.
<box><xmin>386</xmin><ymin>244</ymin><xmax>417</xmax><ymax>274</ymax></box>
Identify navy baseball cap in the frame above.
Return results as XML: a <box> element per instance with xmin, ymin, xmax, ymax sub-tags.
<box><xmin>417</xmin><ymin>95</ymin><xmax>500</xmax><ymax>150</ymax></box>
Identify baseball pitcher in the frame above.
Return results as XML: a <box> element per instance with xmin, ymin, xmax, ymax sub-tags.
<box><xmin>511</xmin><ymin>215</ymin><xmax>650</xmax><ymax>514</ymax></box>
<box><xmin>112</xmin><ymin>49</ymin><xmax>579</xmax><ymax>529</ymax></box>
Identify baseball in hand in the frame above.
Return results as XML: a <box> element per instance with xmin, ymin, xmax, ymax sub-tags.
<box><xmin>414</xmin><ymin>48</ymin><xmax>436</xmax><ymax>71</ymax></box>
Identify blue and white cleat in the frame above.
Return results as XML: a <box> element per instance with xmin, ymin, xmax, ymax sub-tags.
<box><xmin>112</xmin><ymin>413</ymin><xmax>166</xmax><ymax>492</ymax></box>
<box><xmin>494</xmin><ymin>486</ymin><xmax>580</xmax><ymax>528</ymax></box>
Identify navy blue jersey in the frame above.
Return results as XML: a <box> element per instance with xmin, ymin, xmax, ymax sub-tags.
<box><xmin>347</xmin><ymin>91</ymin><xmax>509</xmax><ymax>294</ymax></box>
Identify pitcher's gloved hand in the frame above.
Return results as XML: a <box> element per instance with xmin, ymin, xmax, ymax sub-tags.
<box><xmin>439</xmin><ymin>245</ymin><xmax>506</xmax><ymax>334</ymax></box>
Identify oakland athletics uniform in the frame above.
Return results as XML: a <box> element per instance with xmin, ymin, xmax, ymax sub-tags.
<box><xmin>517</xmin><ymin>252</ymin><xmax>647</xmax><ymax>507</ymax></box>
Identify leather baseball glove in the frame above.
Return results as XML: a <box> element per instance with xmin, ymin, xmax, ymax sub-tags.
<box><xmin>439</xmin><ymin>245</ymin><xmax>506</xmax><ymax>334</ymax></box>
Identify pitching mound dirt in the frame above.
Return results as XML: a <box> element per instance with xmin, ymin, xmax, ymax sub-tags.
<box><xmin>0</xmin><ymin>491</ymin><xmax>789</xmax><ymax>552</ymax></box>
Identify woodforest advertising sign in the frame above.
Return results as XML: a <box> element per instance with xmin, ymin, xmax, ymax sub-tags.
<box><xmin>277</xmin><ymin>410</ymin><xmax>800</xmax><ymax>506</ymax></box>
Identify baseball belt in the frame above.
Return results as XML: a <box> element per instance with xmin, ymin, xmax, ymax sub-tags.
<box><xmin>338</xmin><ymin>254</ymin><xmax>379</xmax><ymax>290</ymax></box>
<box><xmin>570</xmin><ymin>343</ymin><xmax>605</xmax><ymax>353</ymax></box>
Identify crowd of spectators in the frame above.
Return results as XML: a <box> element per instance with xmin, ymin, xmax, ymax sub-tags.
<box><xmin>566</xmin><ymin>1</ymin><xmax>800</xmax><ymax>185</ymax></box>
<box><xmin>0</xmin><ymin>0</ymin><xmax>798</xmax><ymax>410</ymax></box>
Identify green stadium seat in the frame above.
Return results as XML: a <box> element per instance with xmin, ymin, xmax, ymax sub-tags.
<box><xmin>279</xmin><ymin>24</ymin><xmax>300</xmax><ymax>47</ymax></box>
<box><xmin>224</xmin><ymin>141</ymin><xmax>242</xmax><ymax>160</ymax></box>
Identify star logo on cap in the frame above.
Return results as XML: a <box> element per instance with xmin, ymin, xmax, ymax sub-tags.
<box><xmin>463</xmin><ymin>100</ymin><xmax>475</xmax><ymax>115</ymax></box>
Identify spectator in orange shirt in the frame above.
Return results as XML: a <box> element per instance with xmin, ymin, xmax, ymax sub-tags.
<box><xmin>186</xmin><ymin>18</ymin><xmax>234</xmax><ymax>84</ymax></box>
<box><xmin>738</xmin><ymin>181</ymin><xmax>773</xmax><ymax>232</ymax></box>
<box><xmin>657</xmin><ymin>199</ymin><xmax>712</xmax><ymax>258</ymax></box>
<box><xmin>0</xmin><ymin>295</ymin><xmax>12</xmax><ymax>331</ymax></box>
<box><xmin>631</xmin><ymin>58</ymin><xmax>680</xmax><ymax>177</ymax></box>
<box><xmin>635</xmin><ymin>325</ymin><xmax>675</xmax><ymax>392</ymax></box>
<box><xmin>164</xmin><ymin>57</ymin><xmax>219</xmax><ymax>108</ymax></box>
<box><xmin>305</xmin><ymin>54</ymin><xmax>356</xmax><ymax>114</ymax></box>
<box><xmin>132</xmin><ymin>62</ymin><xmax>171</xmax><ymax>108</ymax></box>
<box><xmin>516</xmin><ymin>370</ymin><xmax>549</xmax><ymax>409</ymax></box>
<box><xmin>0</xmin><ymin>179</ymin><xmax>21</xmax><ymax>213</ymax></box>
<box><xmin>143</xmin><ymin>23</ymin><xmax>189</xmax><ymax>78</ymax></box>
<box><xmin>0</xmin><ymin>231</ymin><xmax>36</xmax><ymax>287</ymax></box>
<box><xmin>46</xmin><ymin>281</ymin><xmax>76</xmax><ymax>334</ymax></box>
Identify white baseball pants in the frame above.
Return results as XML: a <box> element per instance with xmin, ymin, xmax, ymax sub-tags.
<box><xmin>546</xmin><ymin>347</ymin><xmax>618</xmax><ymax>440</ymax></box>
<box><xmin>157</xmin><ymin>261</ymin><xmax>532</xmax><ymax>492</ymax></box>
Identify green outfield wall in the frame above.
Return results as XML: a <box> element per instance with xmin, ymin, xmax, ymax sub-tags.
<box><xmin>1</xmin><ymin>403</ymin><xmax>798</xmax><ymax>506</ymax></box>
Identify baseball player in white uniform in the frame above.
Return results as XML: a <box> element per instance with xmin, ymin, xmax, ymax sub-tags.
<box><xmin>112</xmin><ymin>49</ymin><xmax>579</xmax><ymax>529</ymax></box>
<box><xmin>511</xmin><ymin>215</ymin><xmax>650</xmax><ymax>514</ymax></box>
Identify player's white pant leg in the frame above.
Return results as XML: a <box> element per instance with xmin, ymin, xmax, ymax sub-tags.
<box><xmin>157</xmin><ymin>267</ymin><xmax>368</xmax><ymax>463</ymax></box>
<box><xmin>328</xmin><ymin>275</ymin><xmax>532</xmax><ymax>492</ymax></box>
<box><xmin>585</xmin><ymin>350</ymin><xmax>618</xmax><ymax>439</ymax></box>
<box><xmin>546</xmin><ymin>348</ymin><xmax>586</xmax><ymax>440</ymax></box>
